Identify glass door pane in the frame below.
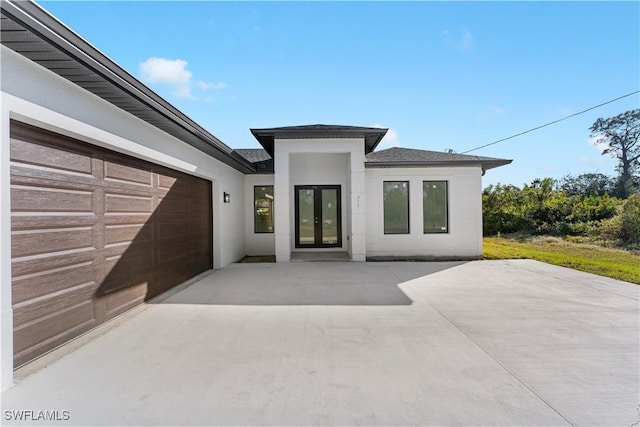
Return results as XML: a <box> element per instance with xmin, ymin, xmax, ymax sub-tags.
<box><xmin>321</xmin><ymin>188</ymin><xmax>338</xmax><ymax>244</ymax></box>
<box><xmin>298</xmin><ymin>188</ymin><xmax>315</xmax><ymax>245</ymax></box>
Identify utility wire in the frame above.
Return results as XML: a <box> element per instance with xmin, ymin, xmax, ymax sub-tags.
<box><xmin>461</xmin><ymin>90</ymin><xmax>640</xmax><ymax>154</ymax></box>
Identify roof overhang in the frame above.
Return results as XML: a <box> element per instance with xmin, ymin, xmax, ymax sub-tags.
<box><xmin>366</xmin><ymin>159</ymin><xmax>513</xmax><ymax>171</ymax></box>
<box><xmin>1</xmin><ymin>0</ymin><xmax>255</xmax><ymax>173</ymax></box>
<box><xmin>250</xmin><ymin>125</ymin><xmax>388</xmax><ymax>157</ymax></box>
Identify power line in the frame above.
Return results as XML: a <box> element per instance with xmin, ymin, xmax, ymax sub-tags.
<box><xmin>461</xmin><ymin>90</ymin><xmax>640</xmax><ymax>154</ymax></box>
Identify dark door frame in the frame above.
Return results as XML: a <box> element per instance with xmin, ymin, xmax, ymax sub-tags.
<box><xmin>294</xmin><ymin>185</ymin><xmax>342</xmax><ymax>248</ymax></box>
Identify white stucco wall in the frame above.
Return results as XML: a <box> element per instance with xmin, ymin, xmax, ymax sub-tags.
<box><xmin>365</xmin><ymin>166</ymin><xmax>483</xmax><ymax>259</ymax></box>
<box><xmin>0</xmin><ymin>46</ymin><xmax>246</xmax><ymax>389</ymax></box>
<box><xmin>244</xmin><ymin>174</ymin><xmax>276</xmax><ymax>255</ymax></box>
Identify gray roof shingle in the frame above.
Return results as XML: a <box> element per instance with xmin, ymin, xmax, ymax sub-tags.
<box><xmin>234</xmin><ymin>149</ymin><xmax>273</xmax><ymax>173</ymax></box>
<box><xmin>365</xmin><ymin>147</ymin><xmax>511</xmax><ymax>171</ymax></box>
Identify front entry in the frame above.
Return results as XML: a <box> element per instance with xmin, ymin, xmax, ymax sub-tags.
<box><xmin>295</xmin><ymin>185</ymin><xmax>342</xmax><ymax>248</ymax></box>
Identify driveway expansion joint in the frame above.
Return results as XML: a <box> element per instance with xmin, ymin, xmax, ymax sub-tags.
<box><xmin>424</xmin><ymin>299</ymin><xmax>576</xmax><ymax>427</ymax></box>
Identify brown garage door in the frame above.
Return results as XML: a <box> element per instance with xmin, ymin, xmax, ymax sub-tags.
<box><xmin>10</xmin><ymin>121</ymin><xmax>213</xmax><ymax>368</ymax></box>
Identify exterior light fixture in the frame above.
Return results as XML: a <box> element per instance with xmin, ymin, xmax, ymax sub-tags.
<box><xmin>223</xmin><ymin>192</ymin><xmax>231</xmax><ymax>203</ymax></box>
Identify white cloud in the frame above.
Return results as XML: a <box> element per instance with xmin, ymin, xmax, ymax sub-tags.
<box><xmin>372</xmin><ymin>124</ymin><xmax>400</xmax><ymax>149</ymax></box>
<box><xmin>139</xmin><ymin>57</ymin><xmax>225</xmax><ymax>100</ymax></box>
<box><xmin>588</xmin><ymin>134</ymin><xmax>609</xmax><ymax>153</ymax></box>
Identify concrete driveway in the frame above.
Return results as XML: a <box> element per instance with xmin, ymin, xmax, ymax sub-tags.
<box><xmin>2</xmin><ymin>260</ymin><xmax>638</xmax><ymax>426</ymax></box>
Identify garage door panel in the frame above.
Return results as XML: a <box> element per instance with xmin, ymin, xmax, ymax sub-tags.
<box><xmin>10</xmin><ymin>134</ymin><xmax>94</xmax><ymax>175</ymax></box>
<box><xmin>10</xmin><ymin>164</ymin><xmax>100</xmax><ymax>189</ymax></box>
<box><xmin>188</xmin><ymin>219</ymin><xmax>210</xmax><ymax>237</ymax></box>
<box><xmin>12</xmin><ymin>263</ymin><xmax>97</xmax><ymax>304</ymax></box>
<box><xmin>103</xmin><ymin>258</ymin><xmax>153</xmax><ymax>295</ymax></box>
<box><xmin>152</xmin><ymin>268</ymin><xmax>194</xmax><ymax>299</ymax></box>
<box><xmin>190</xmin><ymin>236</ymin><xmax>213</xmax><ymax>252</ymax></box>
<box><xmin>102</xmin><ymin>269</ymin><xmax>151</xmax><ymax>298</ymax></box>
<box><xmin>185</xmin><ymin>177</ymin><xmax>211</xmax><ymax>197</ymax></box>
<box><xmin>10</xmin><ymin>174</ymin><xmax>100</xmax><ymax>195</ymax></box>
<box><xmin>101</xmin><ymin>214</ymin><xmax>152</xmax><ymax>226</ymax></box>
<box><xmin>103</xmin><ymin>159</ymin><xmax>153</xmax><ymax>187</ymax></box>
<box><xmin>11</xmin><ymin>250</ymin><xmax>96</xmax><ymax>278</ymax></box>
<box><xmin>155</xmin><ymin>177</ymin><xmax>190</xmax><ymax>196</ymax></box>
<box><xmin>188</xmin><ymin>198</ymin><xmax>211</xmax><ymax>215</ymax></box>
<box><xmin>104</xmin><ymin>193</ymin><xmax>154</xmax><ymax>214</ymax></box>
<box><xmin>103</xmin><ymin>283</ymin><xmax>147</xmax><ymax>317</ymax></box>
<box><xmin>13</xmin><ymin>302</ymin><xmax>97</xmax><ymax>366</ymax></box>
<box><xmin>157</xmin><ymin>173</ymin><xmax>190</xmax><ymax>193</ymax></box>
<box><xmin>13</xmin><ymin>320</ymin><xmax>98</xmax><ymax>369</ymax></box>
<box><xmin>156</xmin><ymin>220</ymin><xmax>188</xmax><ymax>240</ymax></box>
<box><xmin>13</xmin><ymin>282</ymin><xmax>97</xmax><ymax>327</ymax></box>
<box><xmin>103</xmin><ymin>244</ymin><xmax>153</xmax><ymax>276</ymax></box>
<box><xmin>11</xmin><ymin>227</ymin><xmax>94</xmax><ymax>258</ymax></box>
<box><xmin>155</xmin><ymin>196</ymin><xmax>188</xmax><ymax>216</ymax></box>
<box><xmin>11</xmin><ymin>185</ymin><xmax>94</xmax><ymax>213</ymax></box>
<box><xmin>155</xmin><ymin>240</ymin><xmax>191</xmax><ymax>262</ymax></box>
<box><xmin>11</xmin><ymin>215</ymin><xmax>98</xmax><ymax>234</ymax></box>
<box><xmin>105</xmin><ymin>222</ymin><xmax>153</xmax><ymax>245</ymax></box>
<box><xmin>10</xmin><ymin>120</ymin><xmax>213</xmax><ymax>368</ymax></box>
<box><xmin>157</xmin><ymin>174</ymin><xmax>177</xmax><ymax>190</ymax></box>
<box><xmin>13</xmin><ymin>300</ymin><xmax>96</xmax><ymax>354</ymax></box>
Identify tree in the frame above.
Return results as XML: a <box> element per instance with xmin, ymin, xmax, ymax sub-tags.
<box><xmin>559</xmin><ymin>173</ymin><xmax>616</xmax><ymax>196</ymax></box>
<box><xmin>589</xmin><ymin>109</ymin><xmax>640</xmax><ymax>198</ymax></box>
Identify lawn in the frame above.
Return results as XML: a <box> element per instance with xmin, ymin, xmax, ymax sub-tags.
<box><xmin>483</xmin><ymin>236</ymin><xmax>640</xmax><ymax>285</ymax></box>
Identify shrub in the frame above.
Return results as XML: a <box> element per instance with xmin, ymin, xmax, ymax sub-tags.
<box><xmin>482</xmin><ymin>179</ymin><xmax>622</xmax><ymax>237</ymax></box>
<box><xmin>619</xmin><ymin>194</ymin><xmax>640</xmax><ymax>245</ymax></box>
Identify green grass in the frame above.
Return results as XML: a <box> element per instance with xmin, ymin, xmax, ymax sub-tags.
<box><xmin>483</xmin><ymin>236</ymin><xmax>640</xmax><ymax>284</ymax></box>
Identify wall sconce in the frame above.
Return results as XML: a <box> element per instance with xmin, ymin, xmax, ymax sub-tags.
<box><xmin>223</xmin><ymin>192</ymin><xmax>231</xmax><ymax>203</ymax></box>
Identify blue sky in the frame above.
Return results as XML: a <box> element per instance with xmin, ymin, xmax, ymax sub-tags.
<box><xmin>39</xmin><ymin>1</ymin><xmax>639</xmax><ymax>187</ymax></box>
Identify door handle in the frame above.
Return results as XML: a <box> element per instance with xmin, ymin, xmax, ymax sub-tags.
<box><xmin>314</xmin><ymin>217</ymin><xmax>319</xmax><ymax>224</ymax></box>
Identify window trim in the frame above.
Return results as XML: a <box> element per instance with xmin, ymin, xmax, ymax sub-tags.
<box><xmin>383</xmin><ymin>180</ymin><xmax>410</xmax><ymax>235</ymax></box>
<box><xmin>254</xmin><ymin>185</ymin><xmax>274</xmax><ymax>234</ymax></box>
<box><xmin>422</xmin><ymin>180</ymin><xmax>449</xmax><ymax>234</ymax></box>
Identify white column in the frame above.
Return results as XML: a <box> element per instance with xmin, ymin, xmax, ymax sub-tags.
<box><xmin>274</xmin><ymin>149</ymin><xmax>290</xmax><ymax>262</ymax></box>
<box><xmin>0</xmin><ymin>103</ymin><xmax>14</xmax><ymax>390</ymax></box>
<box><xmin>350</xmin><ymin>150</ymin><xmax>367</xmax><ymax>261</ymax></box>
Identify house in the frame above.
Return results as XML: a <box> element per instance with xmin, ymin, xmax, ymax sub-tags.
<box><xmin>241</xmin><ymin>126</ymin><xmax>510</xmax><ymax>262</ymax></box>
<box><xmin>0</xmin><ymin>0</ymin><xmax>511</xmax><ymax>389</ymax></box>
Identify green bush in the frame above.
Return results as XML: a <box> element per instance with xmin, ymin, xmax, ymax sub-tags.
<box><xmin>619</xmin><ymin>194</ymin><xmax>640</xmax><ymax>245</ymax></box>
<box><xmin>483</xmin><ymin>178</ymin><xmax>623</xmax><ymax>238</ymax></box>
<box><xmin>597</xmin><ymin>194</ymin><xmax>640</xmax><ymax>246</ymax></box>
<box><xmin>598</xmin><ymin>215</ymin><xmax>623</xmax><ymax>242</ymax></box>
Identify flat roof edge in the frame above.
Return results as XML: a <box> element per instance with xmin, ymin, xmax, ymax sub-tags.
<box><xmin>365</xmin><ymin>159</ymin><xmax>513</xmax><ymax>170</ymax></box>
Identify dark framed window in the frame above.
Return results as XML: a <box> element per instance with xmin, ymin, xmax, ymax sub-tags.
<box><xmin>383</xmin><ymin>181</ymin><xmax>409</xmax><ymax>234</ymax></box>
<box><xmin>254</xmin><ymin>186</ymin><xmax>274</xmax><ymax>233</ymax></box>
<box><xmin>423</xmin><ymin>181</ymin><xmax>448</xmax><ymax>233</ymax></box>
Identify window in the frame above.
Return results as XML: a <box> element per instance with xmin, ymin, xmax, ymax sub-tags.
<box><xmin>423</xmin><ymin>181</ymin><xmax>448</xmax><ymax>233</ymax></box>
<box><xmin>254</xmin><ymin>186</ymin><xmax>274</xmax><ymax>233</ymax></box>
<box><xmin>383</xmin><ymin>181</ymin><xmax>409</xmax><ymax>234</ymax></box>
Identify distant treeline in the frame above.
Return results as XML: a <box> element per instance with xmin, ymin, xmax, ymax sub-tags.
<box><xmin>483</xmin><ymin>173</ymin><xmax>640</xmax><ymax>247</ymax></box>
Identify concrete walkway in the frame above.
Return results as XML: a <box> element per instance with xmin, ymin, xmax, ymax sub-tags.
<box><xmin>2</xmin><ymin>260</ymin><xmax>638</xmax><ymax>426</ymax></box>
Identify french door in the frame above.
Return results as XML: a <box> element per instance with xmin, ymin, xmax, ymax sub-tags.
<box><xmin>295</xmin><ymin>185</ymin><xmax>342</xmax><ymax>248</ymax></box>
